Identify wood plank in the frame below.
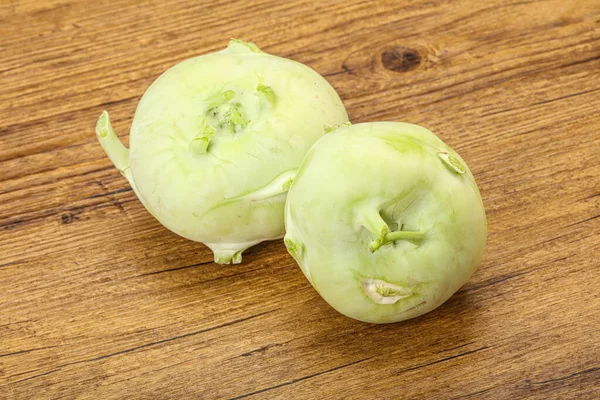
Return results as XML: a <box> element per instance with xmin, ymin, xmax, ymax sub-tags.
<box><xmin>1</xmin><ymin>0</ymin><xmax>599</xmax><ymax>398</ymax></box>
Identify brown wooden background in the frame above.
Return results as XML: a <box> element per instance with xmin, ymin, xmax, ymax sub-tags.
<box><xmin>1</xmin><ymin>0</ymin><xmax>599</xmax><ymax>398</ymax></box>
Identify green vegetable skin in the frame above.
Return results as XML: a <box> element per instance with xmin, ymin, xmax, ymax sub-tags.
<box><xmin>284</xmin><ymin>122</ymin><xmax>487</xmax><ymax>323</ymax></box>
<box><xmin>96</xmin><ymin>40</ymin><xmax>348</xmax><ymax>264</ymax></box>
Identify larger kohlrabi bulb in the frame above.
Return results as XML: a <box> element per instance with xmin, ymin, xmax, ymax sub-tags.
<box><xmin>284</xmin><ymin>122</ymin><xmax>486</xmax><ymax>323</ymax></box>
<box><xmin>96</xmin><ymin>40</ymin><xmax>348</xmax><ymax>264</ymax></box>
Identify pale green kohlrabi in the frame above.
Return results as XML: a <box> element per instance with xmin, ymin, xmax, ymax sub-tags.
<box><xmin>284</xmin><ymin>122</ymin><xmax>487</xmax><ymax>323</ymax></box>
<box><xmin>96</xmin><ymin>40</ymin><xmax>348</xmax><ymax>264</ymax></box>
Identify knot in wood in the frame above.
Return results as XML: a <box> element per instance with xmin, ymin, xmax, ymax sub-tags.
<box><xmin>381</xmin><ymin>47</ymin><xmax>421</xmax><ymax>72</ymax></box>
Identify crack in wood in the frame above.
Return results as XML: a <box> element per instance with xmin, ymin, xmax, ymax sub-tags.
<box><xmin>86</xmin><ymin>187</ymin><xmax>133</xmax><ymax>200</ymax></box>
<box><xmin>529</xmin><ymin>366</ymin><xmax>600</xmax><ymax>385</ymax></box>
<box><xmin>0</xmin><ymin>345</ymin><xmax>57</xmax><ymax>358</ymax></box>
<box><xmin>462</xmin><ymin>255</ymin><xmax>571</xmax><ymax>293</ymax></box>
<box><xmin>1</xmin><ymin>199</ymin><xmax>138</xmax><ymax>232</ymax></box>
<box><xmin>9</xmin><ymin>310</ymin><xmax>277</xmax><ymax>385</ymax></box>
<box><xmin>0</xmin><ymin>165</ymin><xmax>114</xmax><ymax>196</ymax></box>
<box><xmin>450</xmin><ymin>386</ymin><xmax>495</xmax><ymax>399</ymax></box>
<box><xmin>394</xmin><ymin>346</ymin><xmax>491</xmax><ymax>375</ymax></box>
<box><xmin>481</xmin><ymin>87</ymin><xmax>600</xmax><ymax>118</ymax></box>
<box><xmin>441</xmin><ymin>341</ymin><xmax>475</xmax><ymax>353</ymax></box>
<box><xmin>132</xmin><ymin>260</ymin><xmax>215</xmax><ymax>277</ymax></box>
<box><xmin>229</xmin><ymin>357</ymin><xmax>373</xmax><ymax>399</ymax></box>
<box><xmin>565</xmin><ymin>213</ymin><xmax>600</xmax><ymax>227</ymax></box>
<box><xmin>236</xmin><ymin>339</ymin><xmax>295</xmax><ymax>358</ymax></box>
<box><xmin>422</xmin><ymin>52</ymin><xmax>600</xmax><ymax>107</ymax></box>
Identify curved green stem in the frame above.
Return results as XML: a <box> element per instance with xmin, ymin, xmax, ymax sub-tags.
<box><xmin>355</xmin><ymin>205</ymin><xmax>389</xmax><ymax>243</ymax></box>
<box><xmin>95</xmin><ymin>111</ymin><xmax>149</xmax><ymax>209</ymax></box>
<box><xmin>96</xmin><ymin>111</ymin><xmax>130</xmax><ymax>173</ymax></box>
<box><xmin>196</xmin><ymin>169</ymin><xmax>297</xmax><ymax>220</ymax></box>
<box><xmin>369</xmin><ymin>230</ymin><xmax>425</xmax><ymax>252</ymax></box>
<box><xmin>357</xmin><ymin>204</ymin><xmax>426</xmax><ymax>252</ymax></box>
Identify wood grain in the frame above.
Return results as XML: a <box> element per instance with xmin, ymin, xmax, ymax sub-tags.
<box><xmin>1</xmin><ymin>0</ymin><xmax>599</xmax><ymax>398</ymax></box>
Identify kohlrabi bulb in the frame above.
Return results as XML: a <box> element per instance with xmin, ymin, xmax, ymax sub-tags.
<box><xmin>284</xmin><ymin>122</ymin><xmax>486</xmax><ymax>323</ymax></box>
<box><xmin>96</xmin><ymin>40</ymin><xmax>348</xmax><ymax>264</ymax></box>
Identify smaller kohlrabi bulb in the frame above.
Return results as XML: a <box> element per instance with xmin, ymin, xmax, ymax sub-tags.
<box><xmin>284</xmin><ymin>122</ymin><xmax>487</xmax><ymax>323</ymax></box>
<box><xmin>96</xmin><ymin>40</ymin><xmax>348</xmax><ymax>264</ymax></box>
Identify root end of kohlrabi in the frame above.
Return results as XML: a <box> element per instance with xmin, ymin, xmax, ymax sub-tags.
<box><xmin>213</xmin><ymin>248</ymin><xmax>244</xmax><ymax>265</ymax></box>
<box><xmin>361</xmin><ymin>279</ymin><xmax>413</xmax><ymax>305</ymax></box>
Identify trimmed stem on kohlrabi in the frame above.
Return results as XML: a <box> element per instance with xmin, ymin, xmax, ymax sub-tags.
<box><xmin>96</xmin><ymin>40</ymin><xmax>349</xmax><ymax>264</ymax></box>
<box><xmin>284</xmin><ymin>122</ymin><xmax>487</xmax><ymax>323</ymax></box>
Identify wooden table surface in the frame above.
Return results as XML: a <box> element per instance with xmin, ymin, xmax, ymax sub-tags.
<box><xmin>1</xmin><ymin>0</ymin><xmax>599</xmax><ymax>399</ymax></box>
